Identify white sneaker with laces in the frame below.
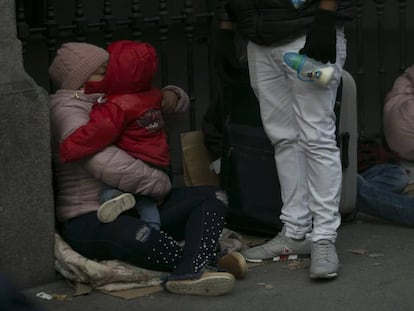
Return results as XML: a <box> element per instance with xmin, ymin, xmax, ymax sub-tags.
<box><xmin>310</xmin><ymin>239</ymin><xmax>339</xmax><ymax>279</ymax></box>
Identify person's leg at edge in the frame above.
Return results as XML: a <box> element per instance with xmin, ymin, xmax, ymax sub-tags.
<box><xmin>0</xmin><ymin>274</ymin><xmax>44</xmax><ymax>311</ymax></box>
<box><xmin>357</xmin><ymin>164</ymin><xmax>414</xmax><ymax>226</ymax></box>
<box><xmin>361</xmin><ymin>163</ymin><xmax>408</xmax><ymax>193</ymax></box>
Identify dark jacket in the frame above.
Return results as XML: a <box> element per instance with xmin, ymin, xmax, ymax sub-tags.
<box><xmin>217</xmin><ymin>0</ymin><xmax>356</xmax><ymax>46</ymax></box>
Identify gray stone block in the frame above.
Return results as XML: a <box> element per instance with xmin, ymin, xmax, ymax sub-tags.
<box><xmin>0</xmin><ymin>0</ymin><xmax>55</xmax><ymax>288</ymax></box>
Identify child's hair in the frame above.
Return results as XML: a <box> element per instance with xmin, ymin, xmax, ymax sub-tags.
<box><xmin>49</xmin><ymin>42</ymin><xmax>109</xmax><ymax>90</ymax></box>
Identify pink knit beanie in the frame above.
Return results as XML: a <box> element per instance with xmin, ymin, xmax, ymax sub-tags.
<box><xmin>48</xmin><ymin>42</ymin><xmax>109</xmax><ymax>90</ymax></box>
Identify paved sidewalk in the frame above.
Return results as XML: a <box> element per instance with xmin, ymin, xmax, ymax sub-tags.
<box><xmin>24</xmin><ymin>213</ymin><xmax>414</xmax><ymax>311</ymax></box>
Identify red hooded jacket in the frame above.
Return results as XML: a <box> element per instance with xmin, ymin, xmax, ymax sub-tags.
<box><xmin>59</xmin><ymin>40</ymin><xmax>169</xmax><ymax>167</ymax></box>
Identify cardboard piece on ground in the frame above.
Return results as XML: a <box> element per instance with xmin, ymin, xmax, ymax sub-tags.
<box><xmin>73</xmin><ymin>282</ymin><xmax>93</xmax><ymax>296</ymax></box>
<box><xmin>181</xmin><ymin>131</ymin><xmax>220</xmax><ymax>186</ymax></box>
<box><xmin>100</xmin><ymin>285</ymin><xmax>163</xmax><ymax>299</ymax></box>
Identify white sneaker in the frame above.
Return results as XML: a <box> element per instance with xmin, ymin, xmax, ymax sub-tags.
<box><xmin>310</xmin><ymin>239</ymin><xmax>339</xmax><ymax>279</ymax></box>
<box><xmin>241</xmin><ymin>231</ymin><xmax>311</xmax><ymax>263</ymax></box>
<box><xmin>97</xmin><ymin>193</ymin><xmax>136</xmax><ymax>223</ymax></box>
<box><xmin>165</xmin><ymin>271</ymin><xmax>235</xmax><ymax>296</ymax></box>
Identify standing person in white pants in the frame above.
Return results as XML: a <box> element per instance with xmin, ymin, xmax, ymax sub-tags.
<box><xmin>214</xmin><ymin>0</ymin><xmax>355</xmax><ymax>279</ymax></box>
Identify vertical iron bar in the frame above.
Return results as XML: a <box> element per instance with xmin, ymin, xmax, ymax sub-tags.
<box><xmin>183</xmin><ymin>0</ymin><xmax>196</xmax><ymax>130</ymax></box>
<box><xmin>355</xmin><ymin>0</ymin><xmax>365</xmax><ymax>136</ymax></box>
<box><xmin>158</xmin><ymin>0</ymin><xmax>169</xmax><ymax>85</ymax></box>
<box><xmin>45</xmin><ymin>0</ymin><xmax>58</xmax><ymax>92</ymax></box>
<box><xmin>73</xmin><ymin>0</ymin><xmax>87</xmax><ymax>42</ymax></box>
<box><xmin>206</xmin><ymin>0</ymin><xmax>215</xmax><ymax>13</ymax></box>
<box><xmin>206</xmin><ymin>0</ymin><xmax>216</xmax><ymax>111</ymax></box>
<box><xmin>398</xmin><ymin>0</ymin><xmax>407</xmax><ymax>73</ymax></box>
<box><xmin>129</xmin><ymin>0</ymin><xmax>143</xmax><ymax>41</ymax></box>
<box><xmin>16</xmin><ymin>0</ymin><xmax>30</xmax><ymax>55</ymax></box>
<box><xmin>101</xmin><ymin>0</ymin><xmax>115</xmax><ymax>47</ymax></box>
<box><xmin>374</xmin><ymin>0</ymin><xmax>385</xmax><ymax>135</ymax></box>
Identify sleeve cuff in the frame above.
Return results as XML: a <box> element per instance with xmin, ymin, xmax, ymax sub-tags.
<box><xmin>162</xmin><ymin>85</ymin><xmax>190</xmax><ymax>113</ymax></box>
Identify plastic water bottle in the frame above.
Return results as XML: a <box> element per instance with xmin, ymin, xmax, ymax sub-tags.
<box><xmin>283</xmin><ymin>52</ymin><xmax>334</xmax><ymax>86</ymax></box>
<box><xmin>291</xmin><ymin>0</ymin><xmax>306</xmax><ymax>9</ymax></box>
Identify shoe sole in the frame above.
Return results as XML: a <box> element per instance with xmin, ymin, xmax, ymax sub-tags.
<box><xmin>218</xmin><ymin>252</ymin><xmax>248</xmax><ymax>279</ymax></box>
<box><xmin>165</xmin><ymin>274</ymin><xmax>235</xmax><ymax>296</ymax></box>
<box><xmin>244</xmin><ymin>253</ymin><xmax>310</xmax><ymax>263</ymax></box>
<box><xmin>310</xmin><ymin>271</ymin><xmax>338</xmax><ymax>279</ymax></box>
<box><xmin>97</xmin><ymin>193</ymin><xmax>136</xmax><ymax>223</ymax></box>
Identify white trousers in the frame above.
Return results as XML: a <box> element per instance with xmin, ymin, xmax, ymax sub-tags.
<box><xmin>247</xmin><ymin>29</ymin><xmax>347</xmax><ymax>242</ymax></box>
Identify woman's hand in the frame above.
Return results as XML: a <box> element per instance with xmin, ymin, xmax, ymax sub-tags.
<box><xmin>161</xmin><ymin>86</ymin><xmax>190</xmax><ymax>113</ymax></box>
<box><xmin>161</xmin><ymin>89</ymin><xmax>179</xmax><ymax>113</ymax></box>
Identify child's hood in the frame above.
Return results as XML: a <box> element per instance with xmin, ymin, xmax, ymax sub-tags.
<box><xmin>85</xmin><ymin>40</ymin><xmax>158</xmax><ymax>95</ymax></box>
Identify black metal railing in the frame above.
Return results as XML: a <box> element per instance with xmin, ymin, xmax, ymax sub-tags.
<box><xmin>348</xmin><ymin>0</ymin><xmax>411</xmax><ymax>136</ymax></box>
<box><xmin>16</xmin><ymin>0</ymin><xmax>414</xmax><ymax>138</ymax></box>
<box><xmin>17</xmin><ymin>0</ymin><xmax>213</xmax><ymax>132</ymax></box>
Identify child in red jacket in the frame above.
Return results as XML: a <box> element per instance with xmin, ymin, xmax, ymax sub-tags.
<box><xmin>50</xmin><ymin>41</ymin><xmax>184</xmax><ymax>229</ymax></box>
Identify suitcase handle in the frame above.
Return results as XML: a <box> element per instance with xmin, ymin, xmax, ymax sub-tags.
<box><xmin>340</xmin><ymin>132</ymin><xmax>350</xmax><ymax>169</ymax></box>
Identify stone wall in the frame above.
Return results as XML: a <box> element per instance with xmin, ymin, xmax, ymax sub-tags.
<box><xmin>0</xmin><ymin>0</ymin><xmax>55</xmax><ymax>288</ymax></box>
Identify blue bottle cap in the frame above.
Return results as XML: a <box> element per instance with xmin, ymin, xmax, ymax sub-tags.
<box><xmin>283</xmin><ymin>52</ymin><xmax>304</xmax><ymax>71</ymax></box>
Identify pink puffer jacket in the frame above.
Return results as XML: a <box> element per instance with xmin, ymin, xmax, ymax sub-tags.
<box><xmin>383</xmin><ymin>65</ymin><xmax>414</xmax><ymax>161</ymax></box>
<box><xmin>50</xmin><ymin>86</ymin><xmax>189</xmax><ymax>222</ymax></box>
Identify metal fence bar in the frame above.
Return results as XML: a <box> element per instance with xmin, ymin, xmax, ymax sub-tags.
<box><xmin>374</xmin><ymin>0</ymin><xmax>386</xmax><ymax>134</ymax></box>
<box><xmin>129</xmin><ymin>0</ymin><xmax>143</xmax><ymax>41</ymax></box>
<box><xmin>158</xmin><ymin>0</ymin><xmax>169</xmax><ymax>86</ymax></box>
<box><xmin>398</xmin><ymin>0</ymin><xmax>407</xmax><ymax>73</ymax></box>
<box><xmin>45</xmin><ymin>0</ymin><xmax>58</xmax><ymax>91</ymax></box>
<box><xmin>16</xmin><ymin>0</ymin><xmax>29</xmax><ymax>52</ymax></box>
<box><xmin>45</xmin><ymin>0</ymin><xmax>58</xmax><ymax>60</ymax></box>
<box><xmin>14</xmin><ymin>0</ymin><xmax>414</xmax><ymax>137</ymax></box>
<box><xmin>355</xmin><ymin>0</ymin><xmax>365</xmax><ymax>136</ymax></box>
<box><xmin>73</xmin><ymin>0</ymin><xmax>87</xmax><ymax>42</ymax></box>
<box><xmin>182</xmin><ymin>0</ymin><xmax>196</xmax><ymax>130</ymax></box>
<box><xmin>101</xmin><ymin>0</ymin><xmax>115</xmax><ymax>46</ymax></box>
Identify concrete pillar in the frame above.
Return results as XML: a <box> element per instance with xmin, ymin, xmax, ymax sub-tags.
<box><xmin>0</xmin><ymin>0</ymin><xmax>55</xmax><ymax>288</ymax></box>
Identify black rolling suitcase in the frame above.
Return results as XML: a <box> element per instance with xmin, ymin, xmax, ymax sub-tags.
<box><xmin>220</xmin><ymin>121</ymin><xmax>283</xmax><ymax>235</ymax></box>
<box><xmin>203</xmin><ymin>66</ymin><xmax>282</xmax><ymax>234</ymax></box>
<box><xmin>210</xmin><ymin>68</ymin><xmax>283</xmax><ymax>235</ymax></box>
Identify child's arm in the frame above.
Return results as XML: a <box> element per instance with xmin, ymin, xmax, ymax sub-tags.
<box><xmin>60</xmin><ymin>102</ymin><xmax>126</xmax><ymax>163</ymax></box>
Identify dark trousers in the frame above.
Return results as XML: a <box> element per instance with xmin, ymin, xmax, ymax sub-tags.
<box><xmin>59</xmin><ymin>186</ymin><xmax>227</xmax><ymax>276</ymax></box>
